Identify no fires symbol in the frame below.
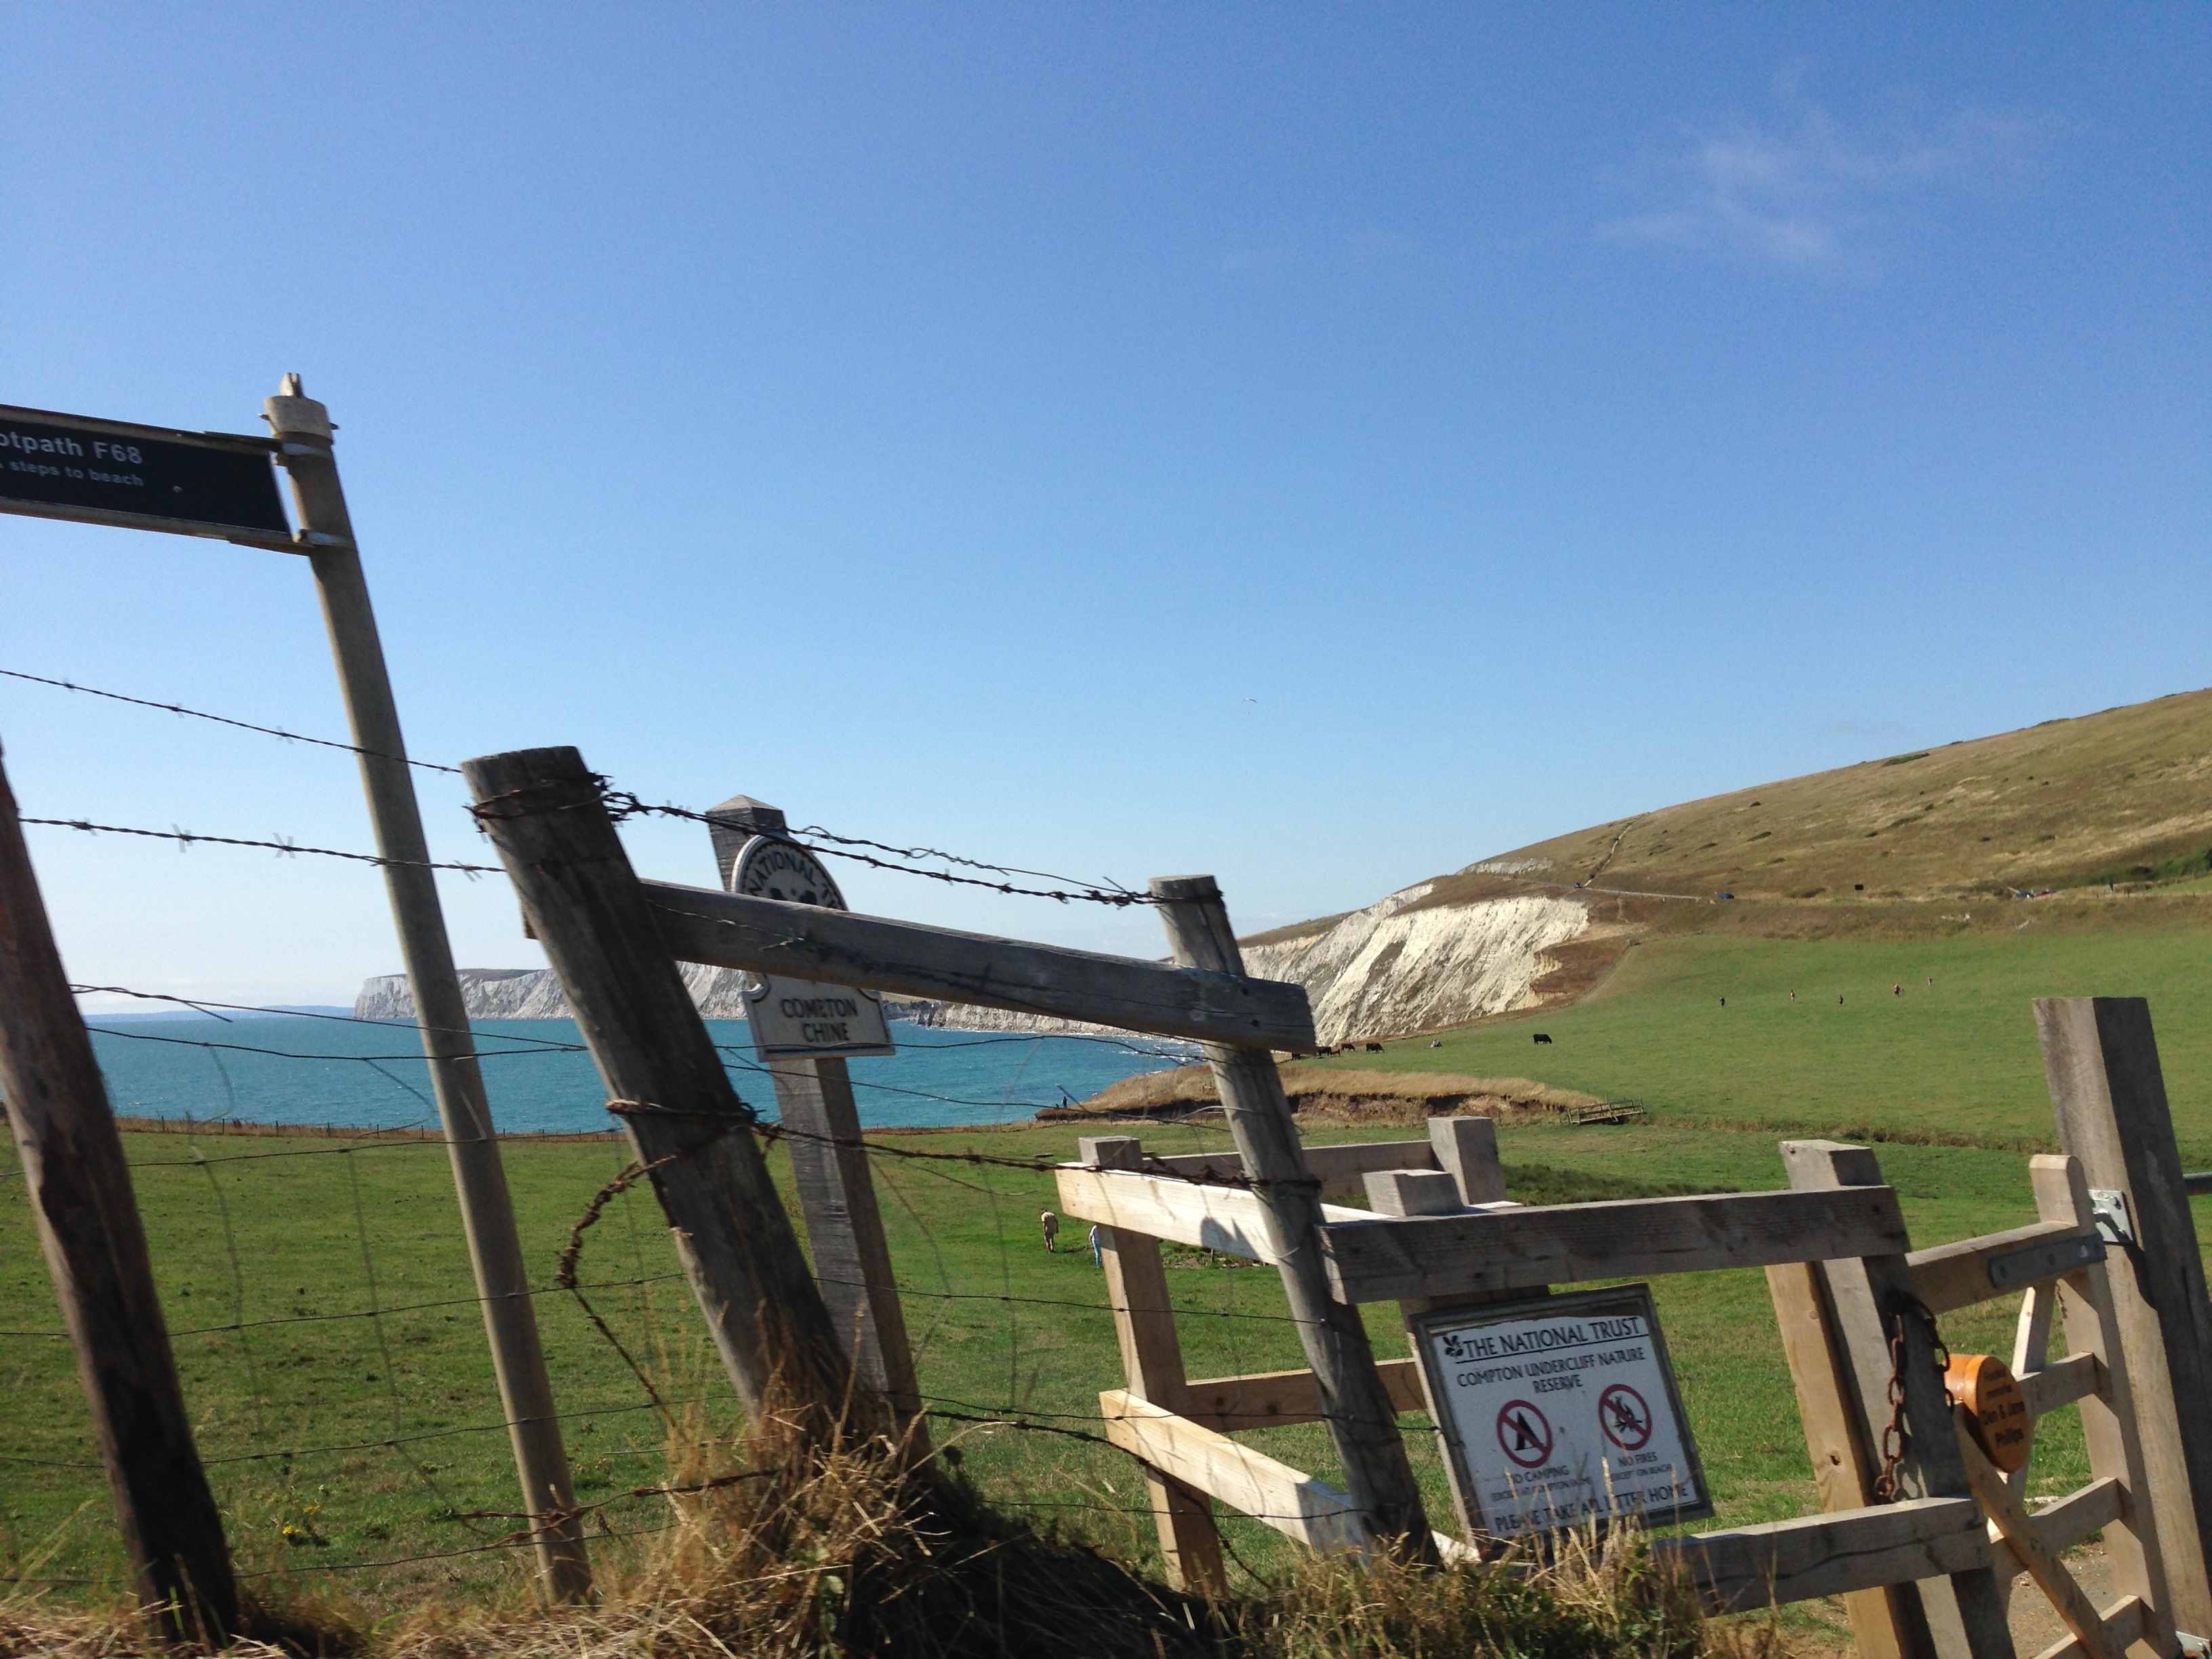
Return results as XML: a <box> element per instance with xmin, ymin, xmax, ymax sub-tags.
<box><xmin>1599</xmin><ymin>1384</ymin><xmax>1653</xmax><ymax>1452</ymax></box>
<box><xmin>1495</xmin><ymin>1399</ymin><xmax>1553</xmax><ymax>1468</ymax></box>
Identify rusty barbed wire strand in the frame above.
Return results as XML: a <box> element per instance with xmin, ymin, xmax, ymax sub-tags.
<box><xmin>556</xmin><ymin>1153</ymin><xmax>682</xmax><ymax>1416</ymax></box>
<box><xmin>21</xmin><ymin>813</ymin><xmax>499</xmax><ymax>873</ymax></box>
<box><xmin>0</xmin><ymin>665</ymin><xmax>460</xmax><ymax>773</ymax></box>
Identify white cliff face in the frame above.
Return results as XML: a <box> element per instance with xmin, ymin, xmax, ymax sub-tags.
<box><xmin>1243</xmin><ymin>884</ymin><xmax>1589</xmax><ymax>1046</ymax></box>
<box><xmin>354</xmin><ymin>963</ymin><xmax>757</xmax><ymax>1021</ymax></box>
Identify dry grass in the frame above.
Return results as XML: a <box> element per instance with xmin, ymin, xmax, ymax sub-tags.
<box><xmin>1059</xmin><ymin>1064</ymin><xmax>1605</xmax><ymax>1125</ymax></box>
<box><xmin>3</xmin><ymin>1409</ymin><xmax>1798</xmax><ymax>1659</ymax></box>
<box><xmin>1458</xmin><ymin>686</ymin><xmax>2212</xmax><ymax>903</ymax></box>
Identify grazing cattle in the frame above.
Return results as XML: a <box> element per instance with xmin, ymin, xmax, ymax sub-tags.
<box><xmin>1429</xmin><ymin>1040</ymin><xmax>1443</xmax><ymax>1048</ymax></box>
<box><xmin>1533</xmin><ymin>1033</ymin><xmax>1553</xmax><ymax>1045</ymax></box>
<box><xmin>1363</xmin><ymin>1041</ymin><xmax>1383</xmax><ymax>1053</ymax></box>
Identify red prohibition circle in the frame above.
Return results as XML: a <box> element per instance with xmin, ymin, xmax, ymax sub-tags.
<box><xmin>1597</xmin><ymin>1384</ymin><xmax>1654</xmax><ymax>1452</ymax></box>
<box><xmin>1495</xmin><ymin>1399</ymin><xmax>1554</xmax><ymax>1468</ymax></box>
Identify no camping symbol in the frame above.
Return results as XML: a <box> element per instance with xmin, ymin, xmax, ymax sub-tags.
<box><xmin>1496</xmin><ymin>1400</ymin><xmax>1553</xmax><ymax>1468</ymax></box>
<box><xmin>1599</xmin><ymin>1384</ymin><xmax>1653</xmax><ymax>1452</ymax></box>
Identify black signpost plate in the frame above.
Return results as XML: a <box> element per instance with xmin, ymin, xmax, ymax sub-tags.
<box><xmin>0</xmin><ymin>407</ymin><xmax>291</xmax><ymax>542</ymax></box>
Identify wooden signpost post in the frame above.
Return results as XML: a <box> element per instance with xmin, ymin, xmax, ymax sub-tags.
<box><xmin>703</xmin><ymin>795</ymin><xmax>926</xmax><ymax>1454</ymax></box>
<box><xmin>0</xmin><ymin>382</ymin><xmax>590</xmax><ymax>1599</ymax></box>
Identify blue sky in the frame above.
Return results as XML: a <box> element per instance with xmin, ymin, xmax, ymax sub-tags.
<box><xmin>3</xmin><ymin>5</ymin><xmax>2205</xmax><ymax>1008</ymax></box>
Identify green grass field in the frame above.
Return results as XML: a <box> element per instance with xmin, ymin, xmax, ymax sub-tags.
<box><xmin>4</xmin><ymin>914</ymin><xmax>2207</xmax><ymax>1625</ymax></box>
<box><xmin>1314</xmin><ymin>918</ymin><xmax>2211</xmax><ymax>1153</ymax></box>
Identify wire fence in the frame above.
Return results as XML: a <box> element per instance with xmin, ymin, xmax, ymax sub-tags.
<box><xmin>0</xmin><ymin>662</ymin><xmax>1364</xmax><ymax>1603</ymax></box>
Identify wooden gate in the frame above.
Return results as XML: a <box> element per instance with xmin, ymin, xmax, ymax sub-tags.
<box><xmin>1059</xmin><ymin>1122</ymin><xmax>2196</xmax><ymax>1659</ymax></box>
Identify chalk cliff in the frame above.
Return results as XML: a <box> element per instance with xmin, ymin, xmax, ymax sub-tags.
<box><xmin>1242</xmin><ymin>883</ymin><xmax>1589</xmax><ymax>1047</ymax></box>
<box><xmin>354</xmin><ymin>964</ymin><xmax>757</xmax><ymax>1021</ymax></box>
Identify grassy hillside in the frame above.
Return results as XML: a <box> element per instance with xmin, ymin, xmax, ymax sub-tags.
<box><xmin>1466</xmin><ymin>687</ymin><xmax>2212</xmax><ymax>901</ymax></box>
<box><xmin>1303</xmin><ymin>915</ymin><xmax>2212</xmax><ymax>1154</ymax></box>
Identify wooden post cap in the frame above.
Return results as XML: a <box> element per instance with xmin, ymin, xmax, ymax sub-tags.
<box><xmin>1946</xmin><ymin>1353</ymin><xmax>2031</xmax><ymax>1473</ymax></box>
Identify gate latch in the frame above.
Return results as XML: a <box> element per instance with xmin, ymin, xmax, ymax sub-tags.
<box><xmin>2089</xmin><ymin>1189</ymin><xmax>2135</xmax><ymax>1248</ymax></box>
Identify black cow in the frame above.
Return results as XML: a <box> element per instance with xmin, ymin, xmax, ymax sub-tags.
<box><xmin>1363</xmin><ymin>1041</ymin><xmax>1383</xmax><ymax>1053</ymax></box>
<box><xmin>1533</xmin><ymin>1032</ymin><xmax>1554</xmax><ymax>1045</ymax></box>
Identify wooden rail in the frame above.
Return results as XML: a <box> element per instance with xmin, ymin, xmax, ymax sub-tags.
<box><xmin>1317</xmin><ymin>1186</ymin><xmax>1912</xmax><ymax>1303</ymax></box>
<box><xmin>642</xmin><ymin>878</ymin><xmax>1317</xmax><ymax>1049</ymax></box>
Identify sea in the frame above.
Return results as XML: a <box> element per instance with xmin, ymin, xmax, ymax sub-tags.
<box><xmin>83</xmin><ymin>1014</ymin><xmax>1189</xmax><ymax>1134</ymax></box>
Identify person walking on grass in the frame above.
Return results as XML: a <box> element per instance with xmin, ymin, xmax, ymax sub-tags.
<box><xmin>1040</xmin><ymin>1209</ymin><xmax>1059</xmax><ymax>1252</ymax></box>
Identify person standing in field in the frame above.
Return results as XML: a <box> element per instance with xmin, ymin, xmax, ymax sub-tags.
<box><xmin>1040</xmin><ymin>1210</ymin><xmax>1059</xmax><ymax>1252</ymax></box>
<box><xmin>1089</xmin><ymin>1224</ymin><xmax>1103</xmax><ymax>1267</ymax></box>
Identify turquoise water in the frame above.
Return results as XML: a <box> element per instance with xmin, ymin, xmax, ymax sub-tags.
<box><xmin>83</xmin><ymin>1015</ymin><xmax>1187</xmax><ymax>1132</ymax></box>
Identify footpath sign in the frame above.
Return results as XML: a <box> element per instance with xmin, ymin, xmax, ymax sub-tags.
<box><xmin>730</xmin><ymin>836</ymin><xmax>895</xmax><ymax>1059</ymax></box>
<box><xmin>0</xmin><ymin>405</ymin><xmax>293</xmax><ymax>546</ymax></box>
<box><xmin>1410</xmin><ymin>1285</ymin><xmax>1710</xmax><ymax>1538</ymax></box>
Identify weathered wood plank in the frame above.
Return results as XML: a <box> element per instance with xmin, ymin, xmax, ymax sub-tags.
<box><xmin>1149</xmin><ymin>876</ymin><xmax>1433</xmax><ymax>1559</ymax></box>
<box><xmin>1909</xmin><ymin>1222</ymin><xmax>2104</xmax><ymax>1316</ymax></box>
<box><xmin>464</xmin><ymin>749</ymin><xmax>862</xmax><ymax>1443</ymax></box>
<box><xmin>1959</xmin><ymin>1425</ymin><xmax>2125</xmax><ymax>1659</ymax></box>
<box><xmin>0</xmin><ymin>745</ymin><xmax>239</xmax><ymax>1643</ymax></box>
<box><xmin>641</xmin><ymin>878</ymin><xmax>1315</xmax><ymax>1049</ymax></box>
<box><xmin>1183</xmin><ymin>1360</ymin><xmax>1429</xmax><ymax>1434</ymax></box>
<box><xmin>2018</xmin><ymin>1353</ymin><xmax>2102</xmax><ymax>1421</ymax></box>
<box><xmin>1317</xmin><ymin>1186</ymin><xmax>1912</xmax><ymax>1304</ymax></box>
<box><xmin>2028</xmin><ymin>1597</ymin><xmax>2147</xmax><ymax>1659</ymax></box>
<box><xmin>2024</xmin><ymin>1155</ymin><xmax>2179</xmax><ymax>1658</ymax></box>
<box><xmin>1784</xmin><ymin>1141</ymin><xmax>2018</xmax><ymax>1659</ymax></box>
<box><xmin>1054</xmin><ymin>1165</ymin><xmax>1370</xmax><ymax>1261</ymax></box>
<box><xmin>1767</xmin><ymin>1258</ymin><xmax>1917</xmax><ymax>1659</ymax></box>
<box><xmin>1099</xmin><ymin>1391</ymin><xmax>1370</xmax><ymax>1555</ymax></box>
<box><xmin>2038</xmin><ymin>999</ymin><xmax>2212</xmax><ymax>1637</ymax></box>
<box><xmin>1080</xmin><ymin>1136</ymin><xmax>1226</xmax><ymax>1595</ymax></box>
<box><xmin>2020</xmin><ymin>1478</ymin><xmax>2124</xmax><ymax>1559</ymax></box>
<box><xmin>1660</xmin><ymin>1498</ymin><xmax>1990</xmax><ymax>1614</ymax></box>
<box><xmin>1149</xmin><ymin>1139</ymin><xmax>1435</xmax><ymax>1199</ymax></box>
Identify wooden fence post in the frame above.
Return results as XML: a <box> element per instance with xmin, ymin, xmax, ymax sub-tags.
<box><xmin>0</xmin><ymin>740</ymin><xmax>238</xmax><ymax>1643</ymax></box>
<box><xmin>1782</xmin><ymin>1140</ymin><xmax>2018</xmax><ymax>1659</ymax></box>
<box><xmin>462</xmin><ymin>746</ymin><xmax>867</xmax><ymax>1443</ymax></box>
<box><xmin>2036</xmin><ymin>998</ymin><xmax>2212</xmax><ymax>1637</ymax></box>
<box><xmin>1149</xmin><ymin>875</ymin><xmax>1433</xmax><ymax>1559</ymax></box>
<box><xmin>700</xmin><ymin>796</ymin><xmax>928</xmax><ymax>1456</ymax></box>
<box><xmin>266</xmin><ymin>380</ymin><xmax>590</xmax><ymax>1599</ymax></box>
<box><xmin>1080</xmin><ymin>1135</ymin><xmax>1227</xmax><ymax>1593</ymax></box>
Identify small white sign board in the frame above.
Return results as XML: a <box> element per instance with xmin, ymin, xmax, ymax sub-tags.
<box><xmin>730</xmin><ymin>836</ymin><xmax>894</xmax><ymax>1060</ymax></box>
<box><xmin>1410</xmin><ymin>1285</ymin><xmax>1709</xmax><ymax>1539</ymax></box>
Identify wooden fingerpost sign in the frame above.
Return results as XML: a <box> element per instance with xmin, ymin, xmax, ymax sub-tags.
<box><xmin>702</xmin><ymin>798</ymin><xmax>926</xmax><ymax>1454</ymax></box>
<box><xmin>0</xmin><ymin>384</ymin><xmax>589</xmax><ymax>1599</ymax></box>
<box><xmin>0</xmin><ymin>743</ymin><xmax>238</xmax><ymax>1645</ymax></box>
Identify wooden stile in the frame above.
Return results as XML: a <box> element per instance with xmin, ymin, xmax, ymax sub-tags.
<box><xmin>1149</xmin><ymin>874</ymin><xmax>1435</xmax><ymax>1560</ymax></box>
<box><xmin>1080</xmin><ymin>1136</ymin><xmax>1226</xmax><ymax>1592</ymax></box>
<box><xmin>2036</xmin><ymin>998</ymin><xmax>2212</xmax><ymax>1636</ymax></box>
<box><xmin>462</xmin><ymin>747</ymin><xmax>866</xmax><ymax>1442</ymax></box>
<box><xmin>0</xmin><ymin>743</ymin><xmax>239</xmax><ymax>1643</ymax></box>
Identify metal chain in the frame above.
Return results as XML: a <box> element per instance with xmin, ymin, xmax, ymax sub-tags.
<box><xmin>1872</xmin><ymin>1292</ymin><xmax>1950</xmax><ymax>1502</ymax></box>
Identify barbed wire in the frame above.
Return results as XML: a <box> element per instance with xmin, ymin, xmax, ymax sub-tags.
<box><xmin>22</xmin><ymin>814</ymin><xmax>499</xmax><ymax>873</ymax></box>
<box><xmin>0</xmin><ymin>665</ymin><xmax>460</xmax><ymax>774</ymax></box>
<box><xmin>596</xmin><ymin>790</ymin><xmax>1160</xmax><ymax>908</ymax></box>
